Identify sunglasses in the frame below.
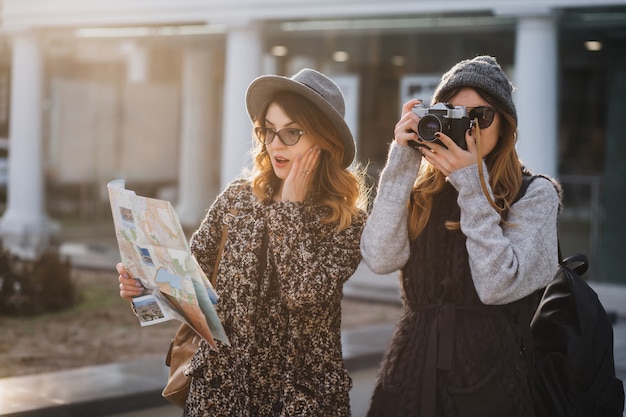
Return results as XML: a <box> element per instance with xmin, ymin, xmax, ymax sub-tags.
<box><xmin>254</xmin><ymin>127</ymin><xmax>306</xmax><ymax>146</ymax></box>
<box><xmin>467</xmin><ymin>106</ymin><xmax>497</xmax><ymax>130</ymax></box>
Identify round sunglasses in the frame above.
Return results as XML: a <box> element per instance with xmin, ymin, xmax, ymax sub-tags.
<box><xmin>467</xmin><ymin>106</ymin><xmax>496</xmax><ymax>129</ymax></box>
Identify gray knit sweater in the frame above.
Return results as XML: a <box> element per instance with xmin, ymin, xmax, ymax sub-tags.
<box><xmin>360</xmin><ymin>141</ymin><xmax>560</xmax><ymax>305</ymax></box>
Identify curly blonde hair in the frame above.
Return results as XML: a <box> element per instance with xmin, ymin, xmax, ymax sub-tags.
<box><xmin>407</xmin><ymin>87</ymin><xmax>523</xmax><ymax>240</ymax></box>
<box><xmin>249</xmin><ymin>92</ymin><xmax>368</xmax><ymax>231</ymax></box>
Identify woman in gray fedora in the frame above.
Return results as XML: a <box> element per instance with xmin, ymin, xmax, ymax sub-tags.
<box><xmin>118</xmin><ymin>68</ymin><xmax>368</xmax><ymax>416</ymax></box>
<box><xmin>361</xmin><ymin>56</ymin><xmax>560</xmax><ymax>416</ymax></box>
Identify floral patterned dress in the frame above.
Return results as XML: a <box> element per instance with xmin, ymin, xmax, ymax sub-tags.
<box><xmin>183</xmin><ymin>178</ymin><xmax>366</xmax><ymax>417</ymax></box>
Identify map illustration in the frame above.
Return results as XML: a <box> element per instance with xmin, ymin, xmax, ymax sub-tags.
<box><xmin>107</xmin><ymin>179</ymin><xmax>229</xmax><ymax>350</ymax></box>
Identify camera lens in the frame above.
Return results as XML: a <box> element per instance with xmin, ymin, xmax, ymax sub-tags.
<box><xmin>417</xmin><ymin>114</ymin><xmax>442</xmax><ymax>142</ymax></box>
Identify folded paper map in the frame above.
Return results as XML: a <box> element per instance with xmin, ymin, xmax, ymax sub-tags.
<box><xmin>107</xmin><ymin>179</ymin><xmax>229</xmax><ymax>350</ymax></box>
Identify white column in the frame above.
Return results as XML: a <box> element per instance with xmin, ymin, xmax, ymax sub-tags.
<box><xmin>0</xmin><ymin>32</ymin><xmax>56</xmax><ymax>258</ymax></box>
<box><xmin>220</xmin><ymin>23</ymin><xmax>262</xmax><ymax>189</ymax></box>
<box><xmin>514</xmin><ymin>13</ymin><xmax>558</xmax><ymax>177</ymax></box>
<box><xmin>175</xmin><ymin>47</ymin><xmax>219</xmax><ymax>229</ymax></box>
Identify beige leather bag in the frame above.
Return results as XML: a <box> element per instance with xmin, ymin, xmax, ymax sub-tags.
<box><xmin>162</xmin><ymin>323</ymin><xmax>201</xmax><ymax>407</ymax></box>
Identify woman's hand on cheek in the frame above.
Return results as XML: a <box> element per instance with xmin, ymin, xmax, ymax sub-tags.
<box><xmin>280</xmin><ymin>145</ymin><xmax>320</xmax><ymax>202</ymax></box>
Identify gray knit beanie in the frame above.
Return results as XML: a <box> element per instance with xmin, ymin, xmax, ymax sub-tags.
<box><xmin>432</xmin><ymin>55</ymin><xmax>517</xmax><ymax>121</ymax></box>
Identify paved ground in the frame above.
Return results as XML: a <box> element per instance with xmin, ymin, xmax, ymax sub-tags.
<box><xmin>108</xmin><ymin>367</ymin><xmax>380</xmax><ymax>417</ymax></box>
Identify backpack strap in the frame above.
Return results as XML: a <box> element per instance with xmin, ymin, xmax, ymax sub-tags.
<box><xmin>514</xmin><ymin>171</ymin><xmax>564</xmax><ymax>263</ymax></box>
<box><xmin>513</xmin><ymin>171</ymin><xmax>547</xmax><ymax>364</ymax></box>
<box><xmin>513</xmin><ymin>167</ymin><xmax>540</xmax><ymax>203</ymax></box>
<box><xmin>514</xmin><ymin>170</ymin><xmax>568</xmax><ymax>372</ymax></box>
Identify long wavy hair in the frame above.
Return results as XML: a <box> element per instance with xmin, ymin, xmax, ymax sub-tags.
<box><xmin>250</xmin><ymin>91</ymin><xmax>368</xmax><ymax>231</ymax></box>
<box><xmin>407</xmin><ymin>87</ymin><xmax>523</xmax><ymax>240</ymax></box>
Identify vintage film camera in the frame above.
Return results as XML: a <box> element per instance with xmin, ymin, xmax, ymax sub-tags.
<box><xmin>410</xmin><ymin>102</ymin><xmax>471</xmax><ymax>150</ymax></box>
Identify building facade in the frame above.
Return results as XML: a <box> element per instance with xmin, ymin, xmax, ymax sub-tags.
<box><xmin>0</xmin><ymin>0</ymin><xmax>625</xmax><ymax>282</ymax></box>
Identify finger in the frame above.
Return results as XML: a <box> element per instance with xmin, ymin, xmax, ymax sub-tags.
<box><xmin>395</xmin><ymin>120</ymin><xmax>419</xmax><ymax>147</ymax></box>
<box><xmin>119</xmin><ymin>285</ymin><xmax>132</xmax><ymax>301</ymax></box>
<box><xmin>432</xmin><ymin>132</ymin><xmax>457</xmax><ymax>150</ymax></box>
<box><xmin>421</xmin><ymin>149</ymin><xmax>451</xmax><ymax>176</ymax></box>
<box><xmin>395</xmin><ymin>116</ymin><xmax>417</xmax><ymax>133</ymax></box>
<box><xmin>300</xmin><ymin>146</ymin><xmax>316</xmax><ymax>174</ymax></box>
<box><xmin>401</xmin><ymin>98</ymin><xmax>422</xmax><ymax>117</ymax></box>
<box><xmin>304</xmin><ymin>145</ymin><xmax>321</xmax><ymax>176</ymax></box>
<box><xmin>116</xmin><ymin>262</ymin><xmax>126</xmax><ymax>275</ymax></box>
<box><xmin>119</xmin><ymin>281</ymin><xmax>144</xmax><ymax>298</ymax></box>
<box><xmin>298</xmin><ymin>145</ymin><xmax>320</xmax><ymax>179</ymax></box>
<box><xmin>120</xmin><ymin>281</ymin><xmax>137</xmax><ymax>295</ymax></box>
<box><xmin>420</xmin><ymin>145</ymin><xmax>444</xmax><ymax>163</ymax></box>
<box><xmin>290</xmin><ymin>152</ymin><xmax>304</xmax><ymax>177</ymax></box>
<box><xmin>465</xmin><ymin>128</ymin><xmax>477</xmax><ymax>154</ymax></box>
<box><xmin>119</xmin><ymin>275</ymin><xmax>138</xmax><ymax>287</ymax></box>
<box><xmin>421</xmin><ymin>146</ymin><xmax>438</xmax><ymax>157</ymax></box>
<box><xmin>120</xmin><ymin>288</ymin><xmax>139</xmax><ymax>302</ymax></box>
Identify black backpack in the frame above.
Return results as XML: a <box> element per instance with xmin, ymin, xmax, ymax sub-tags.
<box><xmin>517</xmin><ymin>174</ymin><xmax>625</xmax><ymax>417</ymax></box>
<box><xmin>530</xmin><ymin>253</ymin><xmax>624</xmax><ymax>416</ymax></box>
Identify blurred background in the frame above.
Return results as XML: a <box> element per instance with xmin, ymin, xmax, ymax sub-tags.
<box><xmin>0</xmin><ymin>0</ymin><xmax>624</xmax><ymax>284</ymax></box>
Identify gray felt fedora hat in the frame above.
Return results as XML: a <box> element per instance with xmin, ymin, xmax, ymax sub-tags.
<box><xmin>245</xmin><ymin>68</ymin><xmax>355</xmax><ymax>168</ymax></box>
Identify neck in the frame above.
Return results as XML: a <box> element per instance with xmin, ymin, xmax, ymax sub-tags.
<box><xmin>273</xmin><ymin>183</ymin><xmax>283</xmax><ymax>202</ymax></box>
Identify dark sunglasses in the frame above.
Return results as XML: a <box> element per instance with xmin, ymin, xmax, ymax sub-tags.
<box><xmin>467</xmin><ymin>106</ymin><xmax>496</xmax><ymax>130</ymax></box>
<box><xmin>254</xmin><ymin>127</ymin><xmax>306</xmax><ymax>146</ymax></box>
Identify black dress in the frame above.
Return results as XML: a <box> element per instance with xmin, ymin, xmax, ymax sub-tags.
<box><xmin>367</xmin><ymin>182</ymin><xmax>536</xmax><ymax>417</ymax></box>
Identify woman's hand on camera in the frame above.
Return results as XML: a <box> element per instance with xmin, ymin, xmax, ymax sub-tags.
<box><xmin>116</xmin><ymin>263</ymin><xmax>146</xmax><ymax>302</ymax></box>
<box><xmin>394</xmin><ymin>99</ymin><xmax>422</xmax><ymax>148</ymax></box>
<box><xmin>419</xmin><ymin>128</ymin><xmax>477</xmax><ymax>176</ymax></box>
<box><xmin>394</xmin><ymin>98</ymin><xmax>478</xmax><ymax>176</ymax></box>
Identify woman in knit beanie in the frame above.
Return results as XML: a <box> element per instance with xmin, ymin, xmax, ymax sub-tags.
<box><xmin>361</xmin><ymin>55</ymin><xmax>560</xmax><ymax>416</ymax></box>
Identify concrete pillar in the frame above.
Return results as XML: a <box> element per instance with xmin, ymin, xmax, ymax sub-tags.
<box><xmin>220</xmin><ymin>23</ymin><xmax>262</xmax><ymax>189</ymax></box>
<box><xmin>0</xmin><ymin>32</ymin><xmax>56</xmax><ymax>258</ymax></box>
<box><xmin>175</xmin><ymin>47</ymin><xmax>220</xmax><ymax>229</ymax></box>
<box><xmin>514</xmin><ymin>13</ymin><xmax>558</xmax><ymax>177</ymax></box>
